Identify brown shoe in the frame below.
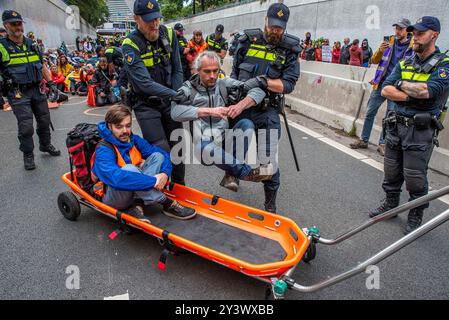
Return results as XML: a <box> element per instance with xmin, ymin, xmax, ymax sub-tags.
<box><xmin>349</xmin><ymin>139</ymin><xmax>368</xmax><ymax>149</ymax></box>
<box><xmin>220</xmin><ymin>173</ymin><xmax>239</xmax><ymax>192</ymax></box>
<box><xmin>377</xmin><ymin>144</ymin><xmax>385</xmax><ymax>156</ymax></box>
<box><xmin>242</xmin><ymin>164</ymin><xmax>274</xmax><ymax>182</ymax></box>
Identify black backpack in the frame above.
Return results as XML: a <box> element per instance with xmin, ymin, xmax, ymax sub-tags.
<box><xmin>66</xmin><ymin>123</ymin><xmax>102</xmax><ymax>192</ymax></box>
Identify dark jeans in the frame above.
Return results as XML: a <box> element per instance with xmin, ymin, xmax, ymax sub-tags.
<box><xmin>199</xmin><ymin>119</ymin><xmax>255</xmax><ymax>179</ymax></box>
<box><xmin>382</xmin><ymin>115</ymin><xmax>436</xmax><ymax>210</ymax></box>
<box><xmin>95</xmin><ymin>90</ymin><xmax>119</xmax><ymax>107</ymax></box>
<box><xmin>8</xmin><ymin>85</ymin><xmax>52</xmax><ymax>154</ymax></box>
<box><xmin>133</xmin><ymin>99</ymin><xmax>185</xmax><ymax>185</ymax></box>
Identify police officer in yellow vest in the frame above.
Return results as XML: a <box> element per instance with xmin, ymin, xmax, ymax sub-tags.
<box><xmin>206</xmin><ymin>24</ymin><xmax>228</xmax><ymax>62</ymax></box>
<box><xmin>0</xmin><ymin>10</ymin><xmax>60</xmax><ymax>170</ymax></box>
<box><xmin>122</xmin><ymin>0</ymin><xmax>185</xmax><ymax>185</ymax></box>
<box><xmin>173</xmin><ymin>23</ymin><xmax>191</xmax><ymax>81</ymax></box>
<box><xmin>370</xmin><ymin>16</ymin><xmax>449</xmax><ymax>234</ymax></box>
<box><xmin>229</xmin><ymin>3</ymin><xmax>300</xmax><ymax>213</ymax></box>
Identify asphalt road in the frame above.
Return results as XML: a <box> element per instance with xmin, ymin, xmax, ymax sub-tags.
<box><xmin>0</xmin><ymin>96</ymin><xmax>448</xmax><ymax>300</ymax></box>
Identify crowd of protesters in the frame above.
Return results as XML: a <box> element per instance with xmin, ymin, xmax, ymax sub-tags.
<box><xmin>300</xmin><ymin>32</ymin><xmax>373</xmax><ymax>67</ymax></box>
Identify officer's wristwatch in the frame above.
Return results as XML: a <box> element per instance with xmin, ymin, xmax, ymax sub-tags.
<box><xmin>394</xmin><ymin>80</ymin><xmax>403</xmax><ymax>91</ymax></box>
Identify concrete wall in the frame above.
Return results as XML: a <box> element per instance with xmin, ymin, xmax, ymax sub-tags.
<box><xmin>169</xmin><ymin>0</ymin><xmax>449</xmax><ymax>52</ymax></box>
<box><xmin>0</xmin><ymin>0</ymin><xmax>97</xmax><ymax>49</ymax></box>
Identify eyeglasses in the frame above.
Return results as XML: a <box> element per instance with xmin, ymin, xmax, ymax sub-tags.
<box><xmin>9</xmin><ymin>21</ymin><xmax>23</xmax><ymax>27</ymax></box>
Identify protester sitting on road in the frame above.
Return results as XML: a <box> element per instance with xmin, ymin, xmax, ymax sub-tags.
<box><xmin>78</xmin><ymin>64</ymin><xmax>95</xmax><ymax>96</ymax></box>
<box><xmin>91</xmin><ymin>105</ymin><xmax>196</xmax><ymax>222</ymax></box>
<box><xmin>50</xmin><ymin>65</ymin><xmax>66</xmax><ymax>92</ymax></box>
<box><xmin>90</xmin><ymin>57</ymin><xmax>120</xmax><ymax>107</ymax></box>
<box><xmin>186</xmin><ymin>30</ymin><xmax>208</xmax><ymax>74</ymax></box>
<box><xmin>349</xmin><ymin>39</ymin><xmax>363</xmax><ymax>66</ymax></box>
<box><xmin>66</xmin><ymin>64</ymin><xmax>82</xmax><ymax>95</ymax></box>
<box><xmin>57</xmin><ymin>54</ymin><xmax>73</xmax><ymax>78</ymax></box>
<box><xmin>171</xmin><ymin>51</ymin><xmax>274</xmax><ymax>192</ymax></box>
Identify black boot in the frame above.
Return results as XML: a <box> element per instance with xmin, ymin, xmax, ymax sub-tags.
<box><xmin>39</xmin><ymin>144</ymin><xmax>61</xmax><ymax>156</ymax></box>
<box><xmin>369</xmin><ymin>193</ymin><xmax>400</xmax><ymax>218</ymax></box>
<box><xmin>264</xmin><ymin>189</ymin><xmax>277</xmax><ymax>213</ymax></box>
<box><xmin>404</xmin><ymin>208</ymin><xmax>424</xmax><ymax>235</ymax></box>
<box><xmin>24</xmin><ymin>153</ymin><xmax>36</xmax><ymax>170</ymax></box>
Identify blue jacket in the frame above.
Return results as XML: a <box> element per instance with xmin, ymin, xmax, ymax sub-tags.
<box><xmin>92</xmin><ymin>121</ymin><xmax>172</xmax><ymax>191</ymax></box>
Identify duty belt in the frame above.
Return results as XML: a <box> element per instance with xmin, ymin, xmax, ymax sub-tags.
<box><xmin>383</xmin><ymin>114</ymin><xmax>415</xmax><ymax>127</ymax></box>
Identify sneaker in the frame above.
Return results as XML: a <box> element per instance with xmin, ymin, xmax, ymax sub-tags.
<box><xmin>403</xmin><ymin>208</ymin><xmax>424</xmax><ymax>235</ymax></box>
<box><xmin>377</xmin><ymin>144</ymin><xmax>386</xmax><ymax>156</ymax></box>
<box><xmin>24</xmin><ymin>153</ymin><xmax>36</xmax><ymax>171</ymax></box>
<box><xmin>349</xmin><ymin>139</ymin><xmax>368</xmax><ymax>149</ymax></box>
<box><xmin>126</xmin><ymin>205</ymin><xmax>151</xmax><ymax>224</ymax></box>
<box><xmin>242</xmin><ymin>164</ymin><xmax>274</xmax><ymax>183</ymax></box>
<box><xmin>220</xmin><ymin>173</ymin><xmax>239</xmax><ymax>192</ymax></box>
<box><xmin>39</xmin><ymin>144</ymin><xmax>61</xmax><ymax>156</ymax></box>
<box><xmin>163</xmin><ymin>200</ymin><xmax>196</xmax><ymax>220</ymax></box>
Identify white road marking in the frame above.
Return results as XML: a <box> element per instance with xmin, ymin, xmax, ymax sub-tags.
<box><xmin>104</xmin><ymin>292</ymin><xmax>130</xmax><ymax>300</ymax></box>
<box><xmin>287</xmin><ymin>119</ymin><xmax>449</xmax><ymax>206</ymax></box>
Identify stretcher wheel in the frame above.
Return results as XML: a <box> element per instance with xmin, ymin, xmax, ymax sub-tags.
<box><xmin>302</xmin><ymin>242</ymin><xmax>316</xmax><ymax>263</ymax></box>
<box><xmin>58</xmin><ymin>192</ymin><xmax>81</xmax><ymax>221</ymax></box>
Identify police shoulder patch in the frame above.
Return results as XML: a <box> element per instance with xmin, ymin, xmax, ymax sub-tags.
<box><xmin>438</xmin><ymin>67</ymin><xmax>449</xmax><ymax>79</ymax></box>
<box><xmin>125</xmin><ymin>52</ymin><xmax>135</xmax><ymax>65</ymax></box>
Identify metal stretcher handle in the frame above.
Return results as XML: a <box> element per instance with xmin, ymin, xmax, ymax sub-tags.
<box><xmin>316</xmin><ymin>185</ymin><xmax>449</xmax><ymax>245</ymax></box>
<box><xmin>290</xmin><ymin>205</ymin><xmax>449</xmax><ymax>293</ymax></box>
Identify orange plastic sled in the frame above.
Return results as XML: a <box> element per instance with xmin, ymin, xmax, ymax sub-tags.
<box><xmin>59</xmin><ymin>172</ymin><xmax>310</xmax><ymax>281</ymax></box>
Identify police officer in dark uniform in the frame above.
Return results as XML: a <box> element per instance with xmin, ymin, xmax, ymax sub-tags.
<box><xmin>173</xmin><ymin>23</ymin><xmax>191</xmax><ymax>81</ymax></box>
<box><xmin>228</xmin><ymin>3</ymin><xmax>300</xmax><ymax>213</ymax></box>
<box><xmin>370</xmin><ymin>16</ymin><xmax>449</xmax><ymax>234</ymax></box>
<box><xmin>0</xmin><ymin>10</ymin><xmax>60</xmax><ymax>170</ymax></box>
<box><xmin>105</xmin><ymin>38</ymin><xmax>127</xmax><ymax>96</ymax></box>
<box><xmin>122</xmin><ymin>0</ymin><xmax>185</xmax><ymax>185</ymax></box>
<box><xmin>206</xmin><ymin>24</ymin><xmax>228</xmax><ymax>62</ymax></box>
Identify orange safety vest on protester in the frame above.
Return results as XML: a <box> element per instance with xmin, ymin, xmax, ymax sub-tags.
<box><xmin>90</xmin><ymin>142</ymin><xmax>143</xmax><ymax>198</ymax></box>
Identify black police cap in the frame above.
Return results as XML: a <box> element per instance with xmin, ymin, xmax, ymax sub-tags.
<box><xmin>174</xmin><ymin>23</ymin><xmax>185</xmax><ymax>31</ymax></box>
<box><xmin>266</xmin><ymin>3</ymin><xmax>290</xmax><ymax>29</ymax></box>
<box><xmin>216</xmin><ymin>24</ymin><xmax>224</xmax><ymax>33</ymax></box>
<box><xmin>2</xmin><ymin>10</ymin><xmax>25</xmax><ymax>24</ymax></box>
<box><xmin>134</xmin><ymin>0</ymin><xmax>162</xmax><ymax>22</ymax></box>
<box><xmin>407</xmin><ymin>16</ymin><xmax>441</xmax><ymax>33</ymax></box>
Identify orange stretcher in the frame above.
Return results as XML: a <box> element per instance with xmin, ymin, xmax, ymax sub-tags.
<box><xmin>59</xmin><ymin>171</ymin><xmax>449</xmax><ymax>299</ymax></box>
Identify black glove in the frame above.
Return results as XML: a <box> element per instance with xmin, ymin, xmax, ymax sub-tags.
<box><xmin>189</xmin><ymin>47</ymin><xmax>195</xmax><ymax>54</ymax></box>
<box><xmin>47</xmin><ymin>80</ymin><xmax>59</xmax><ymax>102</ymax></box>
<box><xmin>243</xmin><ymin>75</ymin><xmax>268</xmax><ymax>92</ymax></box>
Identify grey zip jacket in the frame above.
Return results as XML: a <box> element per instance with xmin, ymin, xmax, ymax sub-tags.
<box><xmin>171</xmin><ymin>75</ymin><xmax>266</xmax><ymax>143</ymax></box>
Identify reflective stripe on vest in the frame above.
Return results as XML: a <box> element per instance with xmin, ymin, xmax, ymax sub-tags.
<box><xmin>123</xmin><ymin>27</ymin><xmax>174</xmax><ymax>69</ymax></box>
<box><xmin>90</xmin><ymin>144</ymin><xmax>143</xmax><ymax>197</ymax></box>
<box><xmin>207</xmin><ymin>37</ymin><xmax>221</xmax><ymax>51</ymax></box>
<box><xmin>245</xmin><ymin>43</ymin><xmax>286</xmax><ymax>64</ymax></box>
<box><xmin>400</xmin><ymin>57</ymin><xmax>449</xmax><ymax>82</ymax></box>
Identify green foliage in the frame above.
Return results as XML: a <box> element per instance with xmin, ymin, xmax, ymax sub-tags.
<box><xmin>66</xmin><ymin>0</ymin><xmax>109</xmax><ymax>27</ymax></box>
<box><xmin>160</xmin><ymin>0</ymin><xmax>236</xmax><ymax>21</ymax></box>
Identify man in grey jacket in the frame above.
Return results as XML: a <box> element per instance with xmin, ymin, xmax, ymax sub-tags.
<box><xmin>171</xmin><ymin>51</ymin><xmax>273</xmax><ymax>192</ymax></box>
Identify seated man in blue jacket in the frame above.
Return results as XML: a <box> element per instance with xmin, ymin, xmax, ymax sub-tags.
<box><xmin>91</xmin><ymin>105</ymin><xmax>196</xmax><ymax>222</ymax></box>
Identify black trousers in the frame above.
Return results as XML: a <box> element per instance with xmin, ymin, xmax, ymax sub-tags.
<box><xmin>383</xmin><ymin>119</ymin><xmax>436</xmax><ymax>210</ymax></box>
<box><xmin>133</xmin><ymin>99</ymin><xmax>185</xmax><ymax>185</ymax></box>
<box><xmin>232</xmin><ymin>106</ymin><xmax>281</xmax><ymax>192</ymax></box>
<box><xmin>95</xmin><ymin>91</ymin><xmax>119</xmax><ymax>107</ymax></box>
<box><xmin>7</xmin><ymin>85</ymin><xmax>52</xmax><ymax>154</ymax></box>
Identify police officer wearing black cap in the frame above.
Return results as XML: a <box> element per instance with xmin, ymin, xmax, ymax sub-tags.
<box><xmin>370</xmin><ymin>16</ymin><xmax>449</xmax><ymax>234</ymax></box>
<box><xmin>0</xmin><ymin>10</ymin><xmax>60</xmax><ymax>170</ymax></box>
<box><xmin>174</xmin><ymin>23</ymin><xmax>191</xmax><ymax>81</ymax></box>
<box><xmin>122</xmin><ymin>0</ymin><xmax>185</xmax><ymax>185</ymax></box>
<box><xmin>206</xmin><ymin>24</ymin><xmax>228</xmax><ymax>61</ymax></box>
<box><xmin>228</xmin><ymin>3</ymin><xmax>300</xmax><ymax>213</ymax></box>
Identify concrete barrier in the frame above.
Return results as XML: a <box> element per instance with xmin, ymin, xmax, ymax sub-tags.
<box><xmin>0</xmin><ymin>0</ymin><xmax>97</xmax><ymax>49</ymax></box>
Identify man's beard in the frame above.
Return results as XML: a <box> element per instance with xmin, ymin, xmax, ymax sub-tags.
<box><xmin>147</xmin><ymin>31</ymin><xmax>159</xmax><ymax>42</ymax></box>
<box><xmin>413</xmin><ymin>39</ymin><xmax>431</xmax><ymax>54</ymax></box>
<box><xmin>264</xmin><ymin>26</ymin><xmax>283</xmax><ymax>46</ymax></box>
<box><xmin>8</xmin><ymin>28</ymin><xmax>23</xmax><ymax>38</ymax></box>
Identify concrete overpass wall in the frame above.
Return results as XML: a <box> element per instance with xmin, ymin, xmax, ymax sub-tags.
<box><xmin>0</xmin><ymin>0</ymin><xmax>97</xmax><ymax>49</ymax></box>
<box><xmin>169</xmin><ymin>0</ymin><xmax>449</xmax><ymax>52</ymax></box>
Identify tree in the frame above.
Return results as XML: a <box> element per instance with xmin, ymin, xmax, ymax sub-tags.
<box><xmin>159</xmin><ymin>0</ymin><xmax>235</xmax><ymax>21</ymax></box>
<box><xmin>66</xmin><ymin>0</ymin><xmax>109</xmax><ymax>27</ymax></box>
